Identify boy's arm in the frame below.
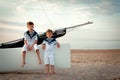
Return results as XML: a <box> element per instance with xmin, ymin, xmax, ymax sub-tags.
<box><xmin>55</xmin><ymin>39</ymin><xmax>60</xmax><ymax>48</ymax></box>
<box><xmin>32</xmin><ymin>40</ymin><xmax>37</xmax><ymax>47</ymax></box>
<box><xmin>28</xmin><ymin>40</ymin><xmax>37</xmax><ymax>51</ymax></box>
<box><xmin>42</xmin><ymin>40</ymin><xmax>46</xmax><ymax>50</ymax></box>
<box><xmin>56</xmin><ymin>42</ymin><xmax>60</xmax><ymax>48</ymax></box>
<box><xmin>31</xmin><ymin>35</ymin><xmax>38</xmax><ymax>47</ymax></box>
<box><xmin>24</xmin><ymin>40</ymin><xmax>28</xmax><ymax>45</ymax></box>
<box><xmin>42</xmin><ymin>44</ymin><xmax>46</xmax><ymax>50</ymax></box>
<box><xmin>24</xmin><ymin>33</ymin><xmax>28</xmax><ymax>45</ymax></box>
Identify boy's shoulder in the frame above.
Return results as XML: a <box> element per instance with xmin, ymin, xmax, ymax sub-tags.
<box><xmin>24</xmin><ymin>30</ymin><xmax>39</xmax><ymax>39</ymax></box>
<box><xmin>24</xmin><ymin>30</ymin><xmax>28</xmax><ymax>34</ymax></box>
<box><xmin>44</xmin><ymin>38</ymin><xmax>56</xmax><ymax>44</ymax></box>
<box><xmin>45</xmin><ymin>38</ymin><xmax>56</xmax><ymax>41</ymax></box>
<box><xmin>24</xmin><ymin>30</ymin><xmax>38</xmax><ymax>35</ymax></box>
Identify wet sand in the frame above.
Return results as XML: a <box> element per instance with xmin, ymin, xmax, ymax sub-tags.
<box><xmin>0</xmin><ymin>49</ymin><xmax>120</xmax><ymax>80</ymax></box>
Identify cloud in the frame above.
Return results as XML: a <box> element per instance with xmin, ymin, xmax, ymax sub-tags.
<box><xmin>0</xmin><ymin>22</ymin><xmax>25</xmax><ymax>32</ymax></box>
<box><xmin>0</xmin><ymin>0</ymin><xmax>120</xmax><ymax>42</ymax></box>
<box><xmin>0</xmin><ymin>0</ymin><xmax>119</xmax><ymax>27</ymax></box>
<box><xmin>42</xmin><ymin>0</ymin><xmax>120</xmax><ymax>15</ymax></box>
<box><xmin>0</xmin><ymin>20</ymin><xmax>25</xmax><ymax>26</ymax></box>
<box><xmin>0</xmin><ymin>0</ymin><xmax>120</xmax><ymax>21</ymax></box>
<box><xmin>92</xmin><ymin>0</ymin><xmax>120</xmax><ymax>15</ymax></box>
<box><xmin>0</xmin><ymin>20</ymin><xmax>50</xmax><ymax>34</ymax></box>
<box><xmin>0</xmin><ymin>0</ymin><xmax>18</xmax><ymax>17</ymax></box>
<box><xmin>0</xmin><ymin>0</ymin><xmax>119</xmax><ymax>31</ymax></box>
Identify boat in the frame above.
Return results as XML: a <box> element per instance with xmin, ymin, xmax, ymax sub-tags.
<box><xmin>0</xmin><ymin>21</ymin><xmax>93</xmax><ymax>71</ymax></box>
<box><xmin>0</xmin><ymin>21</ymin><xmax>93</xmax><ymax>48</ymax></box>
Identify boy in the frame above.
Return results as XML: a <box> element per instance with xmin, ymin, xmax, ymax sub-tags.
<box><xmin>21</xmin><ymin>21</ymin><xmax>42</xmax><ymax>67</ymax></box>
<box><xmin>42</xmin><ymin>29</ymin><xmax>60</xmax><ymax>75</ymax></box>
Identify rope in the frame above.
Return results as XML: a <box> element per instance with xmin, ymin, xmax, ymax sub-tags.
<box><xmin>39</xmin><ymin>1</ymin><xmax>55</xmax><ymax>29</ymax></box>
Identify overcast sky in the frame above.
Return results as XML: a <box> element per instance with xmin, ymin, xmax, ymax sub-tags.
<box><xmin>0</xmin><ymin>0</ymin><xmax>120</xmax><ymax>49</ymax></box>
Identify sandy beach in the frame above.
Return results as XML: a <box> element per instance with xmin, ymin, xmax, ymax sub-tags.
<box><xmin>0</xmin><ymin>49</ymin><xmax>120</xmax><ymax>80</ymax></box>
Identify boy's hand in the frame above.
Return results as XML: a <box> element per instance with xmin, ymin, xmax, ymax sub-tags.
<box><xmin>30</xmin><ymin>45</ymin><xmax>33</xmax><ymax>50</ymax></box>
<box><xmin>42</xmin><ymin>44</ymin><xmax>46</xmax><ymax>50</ymax></box>
<box><xmin>56</xmin><ymin>43</ymin><xmax>60</xmax><ymax>48</ymax></box>
<box><xmin>39</xmin><ymin>60</ymin><xmax>42</xmax><ymax>64</ymax></box>
<box><xmin>27</xmin><ymin>45</ymin><xmax>31</xmax><ymax>51</ymax></box>
<box><xmin>27</xmin><ymin>45</ymin><xmax>33</xmax><ymax>51</ymax></box>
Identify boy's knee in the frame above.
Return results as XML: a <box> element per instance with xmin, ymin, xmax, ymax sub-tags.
<box><xmin>36</xmin><ymin>49</ymin><xmax>39</xmax><ymax>52</ymax></box>
<box><xmin>45</xmin><ymin>64</ymin><xmax>49</xmax><ymax>66</ymax></box>
<box><xmin>50</xmin><ymin>65</ymin><xmax>54</xmax><ymax>66</ymax></box>
<box><xmin>22</xmin><ymin>51</ymin><xmax>26</xmax><ymax>54</ymax></box>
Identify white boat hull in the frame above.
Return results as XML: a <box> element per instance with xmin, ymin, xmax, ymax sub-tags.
<box><xmin>0</xmin><ymin>44</ymin><xmax>71</xmax><ymax>72</ymax></box>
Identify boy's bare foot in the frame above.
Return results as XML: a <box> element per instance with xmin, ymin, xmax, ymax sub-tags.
<box><xmin>39</xmin><ymin>61</ymin><xmax>42</xmax><ymax>64</ymax></box>
<box><xmin>21</xmin><ymin>63</ymin><xmax>25</xmax><ymax>68</ymax></box>
<box><xmin>47</xmin><ymin>73</ymin><xmax>51</xmax><ymax>76</ymax></box>
<box><xmin>52</xmin><ymin>72</ymin><xmax>55</xmax><ymax>75</ymax></box>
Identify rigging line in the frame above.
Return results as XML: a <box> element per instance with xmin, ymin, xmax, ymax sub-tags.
<box><xmin>39</xmin><ymin>0</ymin><xmax>55</xmax><ymax>29</ymax></box>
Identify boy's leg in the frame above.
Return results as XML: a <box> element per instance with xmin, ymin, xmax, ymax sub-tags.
<box><xmin>21</xmin><ymin>45</ymin><xmax>27</xmax><ymax>67</ymax></box>
<box><xmin>50</xmin><ymin>55</ymin><xmax>55</xmax><ymax>75</ymax></box>
<box><xmin>34</xmin><ymin>44</ymin><xmax>42</xmax><ymax>64</ymax></box>
<box><xmin>44</xmin><ymin>54</ymin><xmax>51</xmax><ymax>75</ymax></box>
<box><xmin>36</xmin><ymin>49</ymin><xmax>42</xmax><ymax>64</ymax></box>
<box><xmin>21</xmin><ymin>51</ymin><xmax>26</xmax><ymax>67</ymax></box>
<box><xmin>45</xmin><ymin>64</ymin><xmax>51</xmax><ymax>75</ymax></box>
<box><xmin>51</xmin><ymin>65</ymin><xmax>55</xmax><ymax>75</ymax></box>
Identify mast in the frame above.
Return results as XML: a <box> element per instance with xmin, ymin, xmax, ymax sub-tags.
<box><xmin>65</xmin><ymin>21</ymin><xmax>93</xmax><ymax>30</ymax></box>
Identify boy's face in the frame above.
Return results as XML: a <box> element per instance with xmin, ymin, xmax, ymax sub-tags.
<box><xmin>46</xmin><ymin>32</ymin><xmax>53</xmax><ymax>38</ymax></box>
<box><xmin>27</xmin><ymin>24</ymin><xmax>34</xmax><ymax>31</ymax></box>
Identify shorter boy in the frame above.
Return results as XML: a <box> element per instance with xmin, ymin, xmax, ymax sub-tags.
<box><xmin>21</xmin><ymin>21</ymin><xmax>42</xmax><ymax>67</ymax></box>
<box><xmin>42</xmin><ymin>29</ymin><xmax>60</xmax><ymax>75</ymax></box>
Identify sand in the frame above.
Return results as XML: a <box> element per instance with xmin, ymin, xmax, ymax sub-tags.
<box><xmin>0</xmin><ymin>49</ymin><xmax>120</xmax><ymax>80</ymax></box>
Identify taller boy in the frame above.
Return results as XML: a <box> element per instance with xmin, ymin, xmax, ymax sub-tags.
<box><xmin>21</xmin><ymin>21</ymin><xmax>42</xmax><ymax>67</ymax></box>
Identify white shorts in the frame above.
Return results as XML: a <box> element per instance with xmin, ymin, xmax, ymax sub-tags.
<box><xmin>22</xmin><ymin>44</ymin><xmax>39</xmax><ymax>52</ymax></box>
<box><xmin>44</xmin><ymin>54</ymin><xmax>54</xmax><ymax>65</ymax></box>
